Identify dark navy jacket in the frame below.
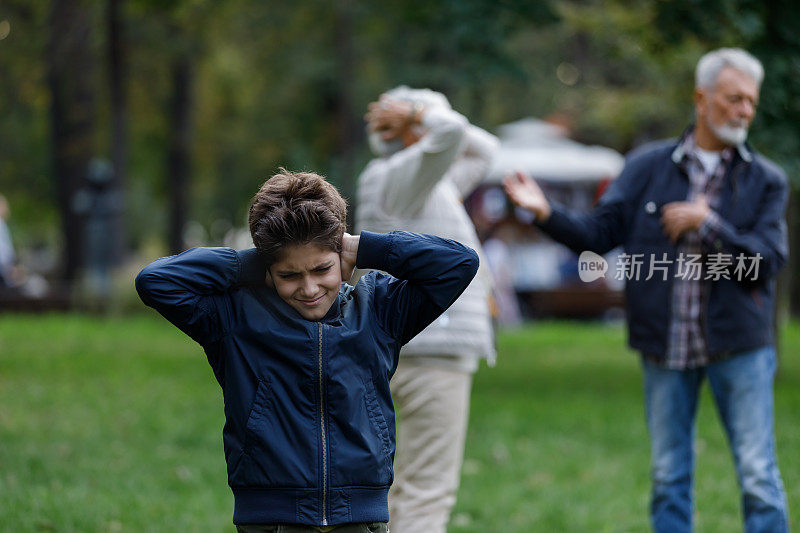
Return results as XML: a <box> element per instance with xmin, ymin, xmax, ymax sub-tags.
<box><xmin>538</xmin><ymin>135</ymin><xmax>788</xmax><ymax>360</ymax></box>
<box><xmin>135</xmin><ymin>231</ymin><xmax>478</xmax><ymax>526</ymax></box>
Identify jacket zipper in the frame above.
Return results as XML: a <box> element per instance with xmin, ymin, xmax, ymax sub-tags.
<box><xmin>317</xmin><ymin>322</ymin><xmax>328</xmax><ymax>526</ymax></box>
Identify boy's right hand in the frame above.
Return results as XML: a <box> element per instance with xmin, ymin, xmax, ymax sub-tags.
<box><xmin>340</xmin><ymin>233</ymin><xmax>360</xmax><ymax>281</ymax></box>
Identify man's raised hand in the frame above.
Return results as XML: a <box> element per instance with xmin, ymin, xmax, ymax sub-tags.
<box><xmin>503</xmin><ymin>171</ymin><xmax>552</xmax><ymax>222</ymax></box>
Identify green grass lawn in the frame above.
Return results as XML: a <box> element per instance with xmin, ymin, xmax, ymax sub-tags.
<box><xmin>0</xmin><ymin>314</ymin><xmax>797</xmax><ymax>532</ymax></box>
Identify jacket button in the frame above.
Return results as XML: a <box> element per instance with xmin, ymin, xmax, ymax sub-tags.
<box><xmin>645</xmin><ymin>201</ymin><xmax>657</xmax><ymax>214</ymax></box>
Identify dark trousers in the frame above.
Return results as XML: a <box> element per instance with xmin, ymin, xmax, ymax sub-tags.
<box><xmin>236</xmin><ymin>523</ymin><xmax>388</xmax><ymax>533</ymax></box>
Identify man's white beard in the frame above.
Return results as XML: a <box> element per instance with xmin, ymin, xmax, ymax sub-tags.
<box><xmin>708</xmin><ymin>117</ymin><xmax>749</xmax><ymax>146</ymax></box>
<box><xmin>368</xmin><ymin>132</ymin><xmax>404</xmax><ymax>158</ymax></box>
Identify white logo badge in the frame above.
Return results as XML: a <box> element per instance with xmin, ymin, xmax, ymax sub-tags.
<box><xmin>578</xmin><ymin>251</ymin><xmax>608</xmax><ymax>282</ymax></box>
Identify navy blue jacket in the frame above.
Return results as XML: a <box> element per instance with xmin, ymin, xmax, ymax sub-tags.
<box><xmin>538</xmin><ymin>135</ymin><xmax>788</xmax><ymax>359</ymax></box>
<box><xmin>135</xmin><ymin>231</ymin><xmax>478</xmax><ymax>526</ymax></box>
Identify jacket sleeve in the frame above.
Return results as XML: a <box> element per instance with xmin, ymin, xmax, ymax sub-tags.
<box><xmin>444</xmin><ymin>124</ymin><xmax>499</xmax><ymax>200</ymax></box>
<box><xmin>135</xmin><ymin>247</ymin><xmax>267</xmax><ymax>345</ymax></box>
<box><xmin>699</xmin><ymin>165</ymin><xmax>788</xmax><ymax>283</ymax></box>
<box><xmin>356</xmin><ymin>231</ymin><xmax>479</xmax><ymax>345</ymax></box>
<box><xmin>536</xmin><ymin>146</ymin><xmax>653</xmax><ymax>255</ymax></box>
<box><xmin>373</xmin><ymin>107</ymin><xmax>468</xmax><ymax>216</ymax></box>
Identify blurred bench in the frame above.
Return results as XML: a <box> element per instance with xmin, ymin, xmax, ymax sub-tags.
<box><xmin>519</xmin><ymin>286</ymin><xmax>624</xmax><ymax>319</ymax></box>
<box><xmin>0</xmin><ymin>286</ymin><xmax>72</xmax><ymax>312</ymax></box>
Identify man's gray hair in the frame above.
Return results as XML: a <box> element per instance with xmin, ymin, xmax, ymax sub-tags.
<box><xmin>383</xmin><ymin>86</ymin><xmax>451</xmax><ymax>110</ymax></box>
<box><xmin>695</xmin><ymin>48</ymin><xmax>764</xmax><ymax>89</ymax></box>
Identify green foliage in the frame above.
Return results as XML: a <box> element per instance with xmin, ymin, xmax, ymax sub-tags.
<box><xmin>1</xmin><ymin>316</ymin><xmax>798</xmax><ymax>530</ymax></box>
<box><xmin>652</xmin><ymin>0</ymin><xmax>800</xmax><ymax>181</ymax></box>
<box><xmin>0</xmin><ymin>2</ymin><xmax>58</xmax><ymax>246</ymax></box>
<box><xmin>2</xmin><ymin>0</ymin><xmax>798</xmax><ymax>253</ymax></box>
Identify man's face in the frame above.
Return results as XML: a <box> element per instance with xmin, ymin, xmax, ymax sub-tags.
<box><xmin>365</xmin><ymin>96</ymin><xmax>422</xmax><ymax>156</ymax></box>
<box><xmin>269</xmin><ymin>243</ymin><xmax>341</xmax><ymax>321</ymax></box>
<box><xmin>696</xmin><ymin>66</ymin><xmax>759</xmax><ymax>146</ymax></box>
<box><xmin>368</xmin><ymin>131</ymin><xmax>405</xmax><ymax>157</ymax></box>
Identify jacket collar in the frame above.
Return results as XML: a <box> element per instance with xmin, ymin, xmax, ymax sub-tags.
<box><xmin>321</xmin><ymin>289</ymin><xmax>344</xmax><ymax>322</ymax></box>
<box><xmin>671</xmin><ymin>124</ymin><xmax>753</xmax><ymax>165</ymax></box>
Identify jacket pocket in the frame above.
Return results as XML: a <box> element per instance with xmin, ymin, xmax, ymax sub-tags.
<box><xmin>363</xmin><ymin>377</ymin><xmax>391</xmax><ymax>457</ymax></box>
<box><xmin>235</xmin><ymin>378</ymin><xmax>275</xmax><ymax>486</ymax></box>
<box><xmin>235</xmin><ymin>376</ymin><xmax>317</xmax><ymax>488</ymax></box>
<box><xmin>245</xmin><ymin>378</ymin><xmax>274</xmax><ymax>449</ymax></box>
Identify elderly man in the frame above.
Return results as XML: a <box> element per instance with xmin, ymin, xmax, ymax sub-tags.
<box><xmin>356</xmin><ymin>87</ymin><xmax>498</xmax><ymax>533</ymax></box>
<box><xmin>506</xmin><ymin>49</ymin><xmax>788</xmax><ymax>532</ymax></box>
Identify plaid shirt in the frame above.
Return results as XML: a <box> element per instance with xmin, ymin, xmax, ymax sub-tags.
<box><xmin>662</xmin><ymin>132</ymin><xmax>734</xmax><ymax>369</ymax></box>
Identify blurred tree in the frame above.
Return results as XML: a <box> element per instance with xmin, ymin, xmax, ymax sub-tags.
<box><xmin>107</xmin><ymin>0</ymin><xmax>128</xmax><ymax>263</ymax></box>
<box><xmin>166</xmin><ymin>35</ymin><xmax>194</xmax><ymax>254</ymax></box>
<box><xmin>47</xmin><ymin>0</ymin><xmax>96</xmax><ymax>282</ymax></box>
<box><xmin>743</xmin><ymin>1</ymin><xmax>800</xmax><ymax>313</ymax></box>
<box><xmin>359</xmin><ymin>0</ymin><xmax>555</xmax><ymax>127</ymax></box>
<box><xmin>331</xmin><ymin>0</ymin><xmax>359</xmax><ymax>210</ymax></box>
<box><xmin>0</xmin><ymin>3</ymin><xmax>56</xmax><ymax>250</ymax></box>
<box><xmin>131</xmin><ymin>0</ymin><xmax>214</xmax><ymax>253</ymax></box>
<box><xmin>4</xmin><ymin>0</ymin><xmax>799</xmax><ymax>305</ymax></box>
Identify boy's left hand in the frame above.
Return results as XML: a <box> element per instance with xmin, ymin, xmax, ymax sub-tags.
<box><xmin>340</xmin><ymin>233</ymin><xmax>359</xmax><ymax>281</ymax></box>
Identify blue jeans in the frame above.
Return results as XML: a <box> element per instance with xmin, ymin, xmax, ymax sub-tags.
<box><xmin>643</xmin><ymin>346</ymin><xmax>789</xmax><ymax>533</ymax></box>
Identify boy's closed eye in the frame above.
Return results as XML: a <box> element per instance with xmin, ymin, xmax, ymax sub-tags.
<box><xmin>276</xmin><ymin>263</ymin><xmax>334</xmax><ymax>280</ymax></box>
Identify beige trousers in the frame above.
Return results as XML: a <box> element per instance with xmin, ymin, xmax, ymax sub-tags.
<box><xmin>389</xmin><ymin>358</ymin><xmax>473</xmax><ymax>533</ymax></box>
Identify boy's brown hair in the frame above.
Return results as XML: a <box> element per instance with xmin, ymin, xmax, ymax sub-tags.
<box><xmin>248</xmin><ymin>169</ymin><xmax>347</xmax><ymax>264</ymax></box>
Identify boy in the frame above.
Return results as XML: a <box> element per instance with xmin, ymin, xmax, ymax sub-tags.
<box><xmin>135</xmin><ymin>170</ymin><xmax>478</xmax><ymax>531</ymax></box>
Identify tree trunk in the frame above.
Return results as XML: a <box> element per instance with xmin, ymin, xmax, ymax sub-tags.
<box><xmin>167</xmin><ymin>51</ymin><xmax>194</xmax><ymax>254</ymax></box>
<box><xmin>108</xmin><ymin>0</ymin><xmax>127</xmax><ymax>264</ymax></box>
<box><xmin>333</xmin><ymin>0</ymin><xmax>359</xmax><ymax>227</ymax></box>
<box><xmin>47</xmin><ymin>0</ymin><xmax>96</xmax><ymax>282</ymax></box>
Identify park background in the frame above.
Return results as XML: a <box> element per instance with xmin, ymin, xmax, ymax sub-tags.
<box><xmin>0</xmin><ymin>0</ymin><xmax>798</xmax><ymax>531</ymax></box>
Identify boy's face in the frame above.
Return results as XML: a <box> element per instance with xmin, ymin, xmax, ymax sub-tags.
<box><xmin>268</xmin><ymin>242</ymin><xmax>342</xmax><ymax>321</ymax></box>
